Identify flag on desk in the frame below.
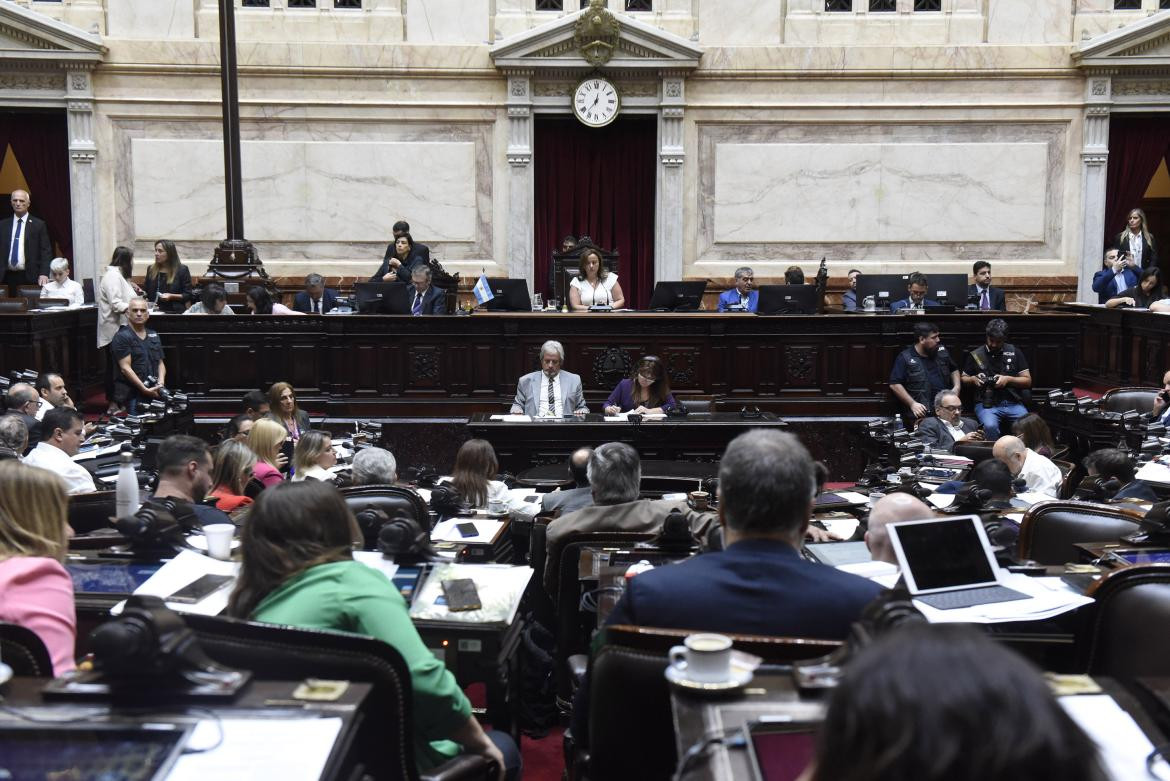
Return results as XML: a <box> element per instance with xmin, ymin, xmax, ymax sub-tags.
<box><xmin>473</xmin><ymin>274</ymin><xmax>494</xmax><ymax>306</ymax></box>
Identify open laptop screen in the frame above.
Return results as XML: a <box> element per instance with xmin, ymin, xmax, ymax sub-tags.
<box><xmin>889</xmin><ymin>516</ymin><xmax>999</xmax><ymax>593</ymax></box>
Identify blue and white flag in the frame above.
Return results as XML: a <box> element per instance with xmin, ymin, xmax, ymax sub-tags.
<box><xmin>472</xmin><ymin>274</ymin><xmax>494</xmax><ymax>306</ymax></box>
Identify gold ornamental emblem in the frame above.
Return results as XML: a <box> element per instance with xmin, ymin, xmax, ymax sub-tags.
<box><xmin>574</xmin><ymin>0</ymin><xmax>620</xmax><ymax>68</ymax></box>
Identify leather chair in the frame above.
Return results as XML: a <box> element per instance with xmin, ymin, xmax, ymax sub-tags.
<box><xmin>1100</xmin><ymin>387</ymin><xmax>1158</xmax><ymax>416</ymax></box>
<box><xmin>677</xmin><ymin>398</ymin><xmax>711</xmax><ymax>414</ymax></box>
<box><xmin>951</xmin><ymin>439</ymin><xmax>996</xmax><ymax>463</ymax></box>
<box><xmin>1084</xmin><ymin>563</ymin><xmax>1170</xmax><ymax>679</ymax></box>
<box><xmin>569</xmin><ymin>624</ymin><xmax>840</xmax><ymax>781</ymax></box>
<box><xmin>182</xmin><ymin>614</ymin><xmax>493</xmax><ymax>781</ymax></box>
<box><xmin>1052</xmin><ymin>458</ymin><xmax>1076</xmax><ymax>499</ymax></box>
<box><xmin>1017</xmin><ymin>500</ymin><xmax>1142</xmax><ymax>565</ymax></box>
<box><xmin>67</xmin><ymin>490</ymin><xmax>117</xmax><ymax>535</ymax></box>
<box><xmin>341</xmin><ymin>484</ymin><xmax>432</xmax><ymax>548</ymax></box>
<box><xmin>0</xmin><ymin>621</ymin><xmax>54</xmax><ymax>677</ymax></box>
<box><xmin>0</xmin><ymin>297</ymin><xmax>29</xmax><ymax>313</ymax></box>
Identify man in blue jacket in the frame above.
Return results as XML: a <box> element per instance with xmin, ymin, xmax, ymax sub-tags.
<box><xmin>716</xmin><ymin>266</ymin><xmax>758</xmax><ymax>312</ymax></box>
<box><xmin>1091</xmin><ymin>246</ymin><xmax>1139</xmax><ymax>305</ymax></box>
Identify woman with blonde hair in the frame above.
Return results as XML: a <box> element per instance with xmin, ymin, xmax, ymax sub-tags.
<box><xmin>1118</xmin><ymin>207</ymin><xmax>1158</xmax><ymax>271</ymax></box>
<box><xmin>209</xmin><ymin>439</ymin><xmax>258</xmax><ymax>514</ymax></box>
<box><xmin>266</xmin><ymin>381</ymin><xmax>311</xmax><ymax>441</ymax></box>
<box><xmin>247</xmin><ymin>418</ymin><xmax>288</xmax><ymax>489</ymax></box>
<box><xmin>291</xmin><ymin>430</ymin><xmax>336</xmax><ymax>483</ymax></box>
<box><xmin>0</xmin><ymin>461</ymin><xmax>76</xmax><ymax>675</ymax></box>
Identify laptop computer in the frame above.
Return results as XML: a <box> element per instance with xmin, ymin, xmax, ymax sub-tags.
<box><xmin>886</xmin><ymin>514</ymin><xmax>1030</xmax><ymax>610</ymax></box>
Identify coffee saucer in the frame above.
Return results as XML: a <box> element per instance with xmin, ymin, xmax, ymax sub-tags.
<box><xmin>665</xmin><ymin>663</ymin><xmax>753</xmax><ymax>693</ymax></box>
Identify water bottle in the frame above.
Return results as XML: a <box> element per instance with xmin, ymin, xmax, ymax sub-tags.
<box><xmin>115</xmin><ymin>444</ymin><xmax>140</xmax><ymax>518</ymax></box>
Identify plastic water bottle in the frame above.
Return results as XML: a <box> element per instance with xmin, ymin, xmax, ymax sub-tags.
<box><xmin>115</xmin><ymin>444</ymin><xmax>140</xmax><ymax>518</ymax></box>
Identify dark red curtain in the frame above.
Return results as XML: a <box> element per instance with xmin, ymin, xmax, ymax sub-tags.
<box><xmin>1</xmin><ymin>111</ymin><xmax>72</xmax><ymax>261</ymax></box>
<box><xmin>1104</xmin><ymin>115</ymin><xmax>1170</xmax><ymax>248</ymax></box>
<box><xmin>534</xmin><ymin>114</ymin><xmax>657</xmax><ymax>309</ymax></box>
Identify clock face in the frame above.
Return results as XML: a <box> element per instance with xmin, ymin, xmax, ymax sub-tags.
<box><xmin>573</xmin><ymin>78</ymin><xmax>620</xmax><ymax>128</ymax></box>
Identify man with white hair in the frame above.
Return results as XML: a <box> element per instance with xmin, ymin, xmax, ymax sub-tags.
<box><xmin>0</xmin><ymin>414</ymin><xmax>28</xmax><ymax>459</ymax></box>
<box><xmin>865</xmin><ymin>492</ymin><xmax>935</xmax><ymax>566</ymax></box>
<box><xmin>1</xmin><ymin>189</ymin><xmax>52</xmax><ymax>288</ymax></box>
<box><xmin>350</xmin><ymin>447</ymin><xmax>398</xmax><ymax>485</ymax></box>
<box><xmin>40</xmin><ymin>258</ymin><xmax>84</xmax><ymax>306</ymax></box>
<box><xmin>993</xmin><ymin>434</ymin><xmax>1061</xmax><ymax>498</ymax></box>
<box><xmin>510</xmin><ymin>340</ymin><xmax>588</xmax><ymax>417</ymax></box>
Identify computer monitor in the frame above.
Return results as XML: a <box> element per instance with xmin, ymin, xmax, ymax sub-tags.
<box><xmin>853</xmin><ymin>274</ymin><xmax>907</xmax><ymax>310</ymax></box>
<box><xmin>649</xmin><ymin>281</ymin><xmax>707</xmax><ymax>312</ymax></box>
<box><xmin>926</xmin><ymin>274</ymin><xmax>970</xmax><ymax>308</ymax></box>
<box><xmin>479</xmin><ymin>278</ymin><xmax>532</xmax><ymax>311</ymax></box>
<box><xmin>756</xmin><ymin>284</ymin><xmax>819</xmax><ymax>315</ymax></box>
<box><xmin>353</xmin><ymin>282</ymin><xmax>403</xmax><ymax>314</ymax></box>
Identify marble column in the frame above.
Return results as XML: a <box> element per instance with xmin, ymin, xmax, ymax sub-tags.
<box><xmin>65</xmin><ymin>68</ymin><xmax>99</xmax><ymax>285</ymax></box>
<box><xmin>656</xmin><ymin>73</ymin><xmax>685</xmax><ymax>284</ymax></box>
<box><xmin>1077</xmin><ymin>76</ymin><xmax>1111</xmax><ymax>304</ymax></box>
<box><xmin>505</xmin><ymin>71</ymin><xmax>535</xmax><ymax>289</ymax></box>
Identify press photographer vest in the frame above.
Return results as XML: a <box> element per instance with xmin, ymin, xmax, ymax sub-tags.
<box><xmin>900</xmin><ymin>345</ymin><xmax>951</xmax><ymax>408</ymax></box>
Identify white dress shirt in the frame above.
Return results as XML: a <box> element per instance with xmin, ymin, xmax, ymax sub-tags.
<box><xmin>34</xmin><ymin>398</ymin><xmax>53</xmax><ymax>421</ymax></box>
<box><xmin>1019</xmin><ymin>448</ymin><xmax>1062</xmax><ymax>498</ymax></box>
<box><xmin>537</xmin><ymin>371</ymin><xmax>563</xmax><ymax>418</ymax></box>
<box><xmin>8</xmin><ymin>215</ymin><xmax>26</xmax><ymax>270</ymax></box>
<box><xmin>1129</xmin><ymin>231</ymin><xmax>1144</xmax><ymax>267</ymax></box>
<box><xmin>570</xmin><ymin>274</ymin><xmax>619</xmax><ymax>307</ymax></box>
<box><xmin>23</xmin><ymin>442</ymin><xmax>96</xmax><ymax>495</ymax></box>
<box><xmin>41</xmin><ymin>278</ymin><xmax>84</xmax><ymax>307</ymax></box>
<box><xmin>942</xmin><ymin>419</ymin><xmax>966</xmax><ymax>442</ymax></box>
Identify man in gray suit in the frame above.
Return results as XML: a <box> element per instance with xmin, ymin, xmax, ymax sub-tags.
<box><xmin>510</xmin><ymin>340</ymin><xmax>589</xmax><ymax>417</ymax></box>
<box><xmin>541</xmin><ymin>447</ymin><xmax>594</xmax><ymax>515</ymax></box>
<box><xmin>914</xmin><ymin>390</ymin><xmax>982</xmax><ymax>453</ymax></box>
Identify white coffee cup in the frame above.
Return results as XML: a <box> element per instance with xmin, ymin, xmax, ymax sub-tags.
<box><xmin>202</xmin><ymin>523</ymin><xmax>235</xmax><ymax>561</ymax></box>
<box><xmin>668</xmin><ymin>633</ymin><xmax>733</xmax><ymax>683</ymax></box>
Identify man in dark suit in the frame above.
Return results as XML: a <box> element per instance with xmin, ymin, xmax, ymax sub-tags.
<box><xmin>1</xmin><ymin>189</ymin><xmax>52</xmax><ymax>288</ymax></box>
<box><xmin>540</xmin><ymin>447</ymin><xmax>594</xmax><ymax>516</ymax></box>
<box><xmin>889</xmin><ymin>271</ymin><xmax>940</xmax><ymax>312</ymax></box>
<box><xmin>967</xmin><ymin>261</ymin><xmax>1006</xmax><ymax>311</ymax></box>
<box><xmin>914</xmin><ymin>391</ymin><xmax>983</xmax><ymax>453</ymax></box>
<box><xmin>293</xmin><ymin>273</ymin><xmax>339</xmax><ymax>314</ymax></box>
<box><xmin>4</xmin><ymin>382</ymin><xmax>42</xmax><ymax>455</ymax></box>
<box><xmin>390</xmin><ymin>265</ymin><xmax>445</xmax><ymax>315</ymax></box>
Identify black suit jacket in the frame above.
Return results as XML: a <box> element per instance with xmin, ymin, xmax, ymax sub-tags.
<box><xmin>915</xmin><ymin>415</ymin><xmax>980</xmax><ymax>452</ymax></box>
<box><xmin>967</xmin><ymin>284</ymin><xmax>1006</xmax><ymax>311</ymax></box>
<box><xmin>144</xmin><ymin>265</ymin><xmax>194</xmax><ymax>314</ymax></box>
<box><xmin>0</xmin><ymin>214</ymin><xmax>52</xmax><ymax>283</ymax></box>
<box><xmin>293</xmin><ymin>288</ymin><xmax>339</xmax><ymax>314</ymax></box>
<box><xmin>372</xmin><ymin>245</ymin><xmax>430</xmax><ymax>282</ymax></box>
<box><xmin>1119</xmin><ymin>232</ymin><xmax>1159</xmax><ymax>270</ymax></box>
<box><xmin>389</xmin><ymin>284</ymin><xmax>445</xmax><ymax>315</ymax></box>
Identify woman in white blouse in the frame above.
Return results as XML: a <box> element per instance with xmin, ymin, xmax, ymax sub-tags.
<box><xmin>97</xmin><ymin>246</ymin><xmax>140</xmax><ymax>413</ymax></box>
<box><xmin>568</xmin><ymin>248</ymin><xmax>625</xmax><ymax>311</ymax></box>
<box><xmin>40</xmin><ymin>258</ymin><xmax>85</xmax><ymax>307</ymax></box>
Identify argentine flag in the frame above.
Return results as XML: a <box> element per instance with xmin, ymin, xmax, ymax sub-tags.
<box><xmin>473</xmin><ymin>274</ymin><xmax>494</xmax><ymax>306</ymax></box>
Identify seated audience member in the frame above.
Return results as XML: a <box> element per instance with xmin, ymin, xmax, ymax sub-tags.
<box><xmin>510</xmin><ymin>340</ymin><xmax>588</xmax><ymax>417</ymax></box>
<box><xmin>293</xmin><ymin>273</ymin><xmax>338</xmax><ymax>314</ymax></box>
<box><xmin>40</xmin><ymin>258</ymin><xmax>84</xmax><ymax>307</ymax></box>
<box><xmin>993</xmin><ymin>435</ymin><xmax>1062</xmax><ymax>498</ymax></box>
<box><xmin>149</xmin><ymin>435</ymin><xmax>233</xmax><ymax>528</ymax></box>
<box><xmin>961</xmin><ymin>318</ymin><xmax>1031</xmax><ymax>439</ymax></box>
<box><xmin>222</xmin><ymin>413</ymin><xmax>254</xmax><ymax>444</ymax></box>
<box><xmin>717</xmin><ymin>266</ymin><xmax>757</xmax><ymax>312</ymax></box>
<box><xmin>184</xmin><ymin>284</ymin><xmax>234</xmax><ymax>315</ymax></box>
<box><xmin>441</xmin><ymin>439</ymin><xmax>509</xmax><ymax>510</ymax></box>
<box><xmin>544</xmin><ymin>442</ymin><xmax>716</xmax><ymax>591</ymax></box>
<box><xmin>245</xmin><ymin>285</ymin><xmax>295</xmax><ymax>315</ymax></box>
<box><xmin>144</xmin><ymin>239</ymin><xmax>193</xmax><ymax>314</ymax></box>
<box><xmin>398</xmin><ymin>265</ymin><xmax>445</xmax><ymax>315</ymax></box>
<box><xmin>34</xmin><ymin>372</ymin><xmax>71</xmax><ymax>421</ymax></box>
<box><xmin>227</xmin><ymin>482</ymin><xmax>518</xmax><ymax>779</ymax></box>
<box><xmin>242</xmin><ymin>389</ymin><xmax>270</xmax><ymax>420</ymax></box>
<box><xmin>841</xmin><ymin>268</ymin><xmax>861</xmax><ymax>311</ymax></box>
<box><xmin>1092</xmin><ymin>245</ymin><xmax>1138</xmax><ymax>304</ymax></box>
<box><xmin>968</xmin><ymin>260</ymin><xmax>1006</xmax><ymax>310</ymax></box>
<box><xmin>0</xmin><ymin>461</ymin><xmax>76</xmax><ymax>675</ymax></box>
<box><xmin>23</xmin><ymin>408</ymin><xmax>94</xmax><ymax>495</ymax></box>
<box><xmin>110</xmin><ymin>297</ymin><xmax>166</xmax><ymax>415</ymax></box>
<box><xmin>914</xmin><ymin>390</ymin><xmax>982</xmax><ymax>452</ymax></box>
<box><xmin>350</xmin><ymin>447</ymin><xmax>398</xmax><ymax>486</ymax></box>
<box><xmin>889</xmin><ymin>271</ymin><xmax>939</xmax><ymax>312</ymax></box>
<box><xmin>888</xmin><ymin>322</ymin><xmax>958</xmax><ymax>423</ymax></box>
<box><xmin>5</xmin><ymin>382</ymin><xmax>42</xmax><ymax>450</ymax></box>
<box><xmin>292</xmin><ymin>430</ymin><xmax>336</xmax><ymax>482</ymax></box>
<box><xmin>807</xmin><ymin>623</ymin><xmax>1105</xmax><ymax>781</ymax></box>
<box><xmin>865</xmin><ymin>492</ymin><xmax>934</xmax><ymax>566</ymax></box>
<box><xmin>540</xmin><ymin>447</ymin><xmax>594</xmax><ymax>516</ymax></box>
<box><xmin>247</xmin><ymin>418</ymin><xmax>288</xmax><ymax>489</ymax></box>
<box><xmin>784</xmin><ymin>265</ymin><xmax>805</xmax><ymax>285</ymax></box>
<box><xmin>209</xmin><ymin>440</ymin><xmax>257</xmax><ymax>515</ymax></box>
<box><xmin>1106</xmin><ymin>266</ymin><xmax>1164</xmax><ymax>309</ymax></box>
<box><xmin>266</xmin><ymin>381</ymin><xmax>311</xmax><ymax>441</ymax></box>
<box><xmin>603</xmin><ymin>355</ymin><xmax>677</xmax><ymax>415</ymax></box>
<box><xmin>1150</xmin><ymin>369</ymin><xmax>1170</xmax><ymax>426</ymax></box>
<box><xmin>1084</xmin><ymin>447</ymin><xmax>1159</xmax><ymax>502</ymax></box>
<box><xmin>0</xmin><ymin>414</ymin><xmax>28</xmax><ymax>460</ymax></box>
<box><xmin>1012</xmin><ymin>413</ymin><xmax>1057</xmax><ymax>458</ymax></box>
<box><xmin>569</xmin><ymin>248</ymin><xmax>625</xmax><ymax>310</ymax></box>
<box><xmin>374</xmin><ymin>231</ymin><xmax>428</xmax><ymax>283</ymax></box>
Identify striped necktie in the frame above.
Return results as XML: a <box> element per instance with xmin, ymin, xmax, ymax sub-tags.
<box><xmin>547</xmin><ymin>375</ymin><xmax>555</xmax><ymax>414</ymax></box>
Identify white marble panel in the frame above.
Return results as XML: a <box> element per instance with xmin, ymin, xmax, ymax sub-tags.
<box><xmin>130</xmin><ymin>139</ymin><xmax>477</xmax><ymax>243</ymax></box>
<box><xmin>107</xmin><ymin>0</ymin><xmax>195</xmax><ymax>40</ymax></box>
<box><xmin>713</xmin><ymin>142</ymin><xmax>1048</xmax><ymax>244</ymax></box>
<box><xmin>698</xmin><ymin>0</ymin><xmax>781</xmax><ymax>46</ymax></box>
<box><xmin>406</xmin><ymin>0</ymin><xmax>489</xmax><ymax>44</ymax></box>
<box><xmin>987</xmin><ymin>0</ymin><xmax>1072</xmax><ymax>44</ymax></box>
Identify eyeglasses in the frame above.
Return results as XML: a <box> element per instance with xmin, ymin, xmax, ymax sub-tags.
<box><xmin>637</xmin><ymin>371</ymin><xmax>656</xmax><ymax>380</ymax></box>
<box><xmin>938</xmin><ymin>405</ymin><xmax>962</xmax><ymax>412</ymax></box>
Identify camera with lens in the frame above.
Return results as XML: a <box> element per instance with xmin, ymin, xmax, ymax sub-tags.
<box><xmin>978</xmin><ymin>373</ymin><xmax>1000</xmax><ymax>407</ymax></box>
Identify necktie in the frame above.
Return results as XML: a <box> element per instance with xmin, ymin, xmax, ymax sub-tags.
<box><xmin>9</xmin><ymin>217</ymin><xmax>22</xmax><ymax>269</ymax></box>
<box><xmin>412</xmin><ymin>292</ymin><xmax>423</xmax><ymax>316</ymax></box>
<box><xmin>312</xmin><ymin>298</ymin><xmax>318</xmax><ymax>314</ymax></box>
<box><xmin>980</xmin><ymin>289</ymin><xmax>989</xmax><ymax>310</ymax></box>
<box><xmin>547</xmin><ymin>375</ymin><xmax>555</xmax><ymax>415</ymax></box>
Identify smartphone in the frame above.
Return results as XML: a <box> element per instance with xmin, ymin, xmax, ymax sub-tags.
<box><xmin>441</xmin><ymin>578</ymin><xmax>482</xmax><ymax>612</ymax></box>
<box><xmin>745</xmin><ymin>719</ymin><xmax>818</xmax><ymax>781</ymax></box>
<box><xmin>166</xmin><ymin>573</ymin><xmax>234</xmax><ymax>604</ymax></box>
<box><xmin>456</xmin><ymin>522</ymin><xmax>479</xmax><ymax>538</ymax></box>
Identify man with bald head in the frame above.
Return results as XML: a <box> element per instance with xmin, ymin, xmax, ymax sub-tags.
<box><xmin>110</xmin><ymin>297</ymin><xmax>167</xmax><ymax>415</ymax></box>
<box><xmin>541</xmin><ymin>447</ymin><xmax>594</xmax><ymax>515</ymax></box>
<box><xmin>865</xmin><ymin>493</ymin><xmax>934</xmax><ymax>565</ymax></box>
<box><xmin>3</xmin><ymin>382</ymin><xmax>41</xmax><ymax>453</ymax></box>
<box><xmin>1</xmin><ymin>189</ymin><xmax>52</xmax><ymax>289</ymax></box>
<box><xmin>993</xmin><ymin>435</ymin><xmax>1061</xmax><ymax>498</ymax></box>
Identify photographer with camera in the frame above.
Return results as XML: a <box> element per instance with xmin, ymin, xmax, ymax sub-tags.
<box><xmin>888</xmin><ymin>321</ymin><xmax>959</xmax><ymax>425</ymax></box>
<box><xmin>110</xmin><ymin>297</ymin><xmax>167</xmax><ymax>415</ymax></box>
<box><xmin>961</xmin><ymin>318</ymin><xmax>1031</xmax><ymax>439</ymax></box>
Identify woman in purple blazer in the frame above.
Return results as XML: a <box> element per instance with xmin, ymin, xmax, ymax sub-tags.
<box><xmin>603</xmin><ymin>355</ymin><xmax>677</xmax><ymax>415</ymax></box>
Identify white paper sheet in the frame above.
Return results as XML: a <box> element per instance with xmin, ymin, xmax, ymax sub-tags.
<box><xmin>489</xmin><ymin>414</ymin><xmax>532</xmax><ymax>422</ymax></box>
<box><xmin>352</xmin><ymin>550</ymin><xmax>400</xmax><ymax>582</ymax></box>
<box><xmin>431</xmin><ymin>518</ymin><xmax>504</xmax><ymax>544</ymax></box>
<box><xmin>819</xmin><ymin>517</ymin><xmax>860</xmax><ymax>540</ymax></box>
<box><xmin>169</xmin><ymin>718</ymin><xmax>343</xmax><ymax>781</ymax></box>
<box><xmin>833</xmin><ymin>491</ymin><xmax>870</xmax><ymax>505</ymax></box>
<box><xmin>122</xmin><ymin>549</ymin><xmax>239</xmax><ymax>616</ymax></box>
<box><xmin>409</xmin><ymin>563</ymin><xmax>532</xmax><ymax>625</ymax></box>
<box><xmin>926</xmin><ymin>492</ymin><xmax>956</xmax><ymax>508</ymax></box>
<box><xmin>913</xmin><ymin>573</ymin><xmax>1094</xmax><ymax>624</ymax></box>
<box><xmin>838</xmin><ymin>560</ymin><xmax>899</xmax><ymax>579</ymax></box>
<box><xmin>1060</xmin><ymin>695</ymin><xmax>1164</xmax><ymax>781</ymax></box>
<box><xmin>1137</xmin><ymin>460</ymin><xmax>1170</xmax><ymax>486</ymax></box>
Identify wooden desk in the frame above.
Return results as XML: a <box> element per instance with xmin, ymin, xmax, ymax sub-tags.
<box><xmin>1067</xmin><ymin>303</ymin><xmax>1170</xmax><ymax>389</ymax></box>
<box><xmin>0</xmin><ymin>306</ymin><xmax>100</xmax><ymax>394</ymax></box>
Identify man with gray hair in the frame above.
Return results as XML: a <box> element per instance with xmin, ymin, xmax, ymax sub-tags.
<box><xmin>4</xmin><ymin>382</ymin><xmax>41</xmax><ymax>452</ymax></box>
<box><xmin>914</xmin><ymin>390</ymin><xmax>982</xmax><ymax>453</ymax></box>
<box><xmin>865</xmin><ymin>492</ymin><xmax>934</xmax><ymax>566</ymax></box>
<box><xmin>543</xmin><ymin>441</ymin><xmax>714</xmax><ymax>592</ymax></box>
<box><xmin>293</xmin><ymin>272</ymin><xmax>338</xmax><ymax>314</ymax></box>
<box><xmin>717</xmin><ymin>266</ymin><xmax>757</xmax><ymax>312</ymax></box>
<box><xmin>395</xmin><ymin>264</ymin><xmax>444</xmax><ymax>316</ymax></box>
<box><xmin>350</xmin><ymin>446</ymin><xmax>398</xmax><ymax>485</ymax></box>
<box><xmin>510</xmin><ymin>340</ymin><xmax>588</xmax><ymax>417</ymax></box>
<box><xmin>0</xmin><ymin>414</ymin><xmax>28</xmax><ymax>459</ymax></box>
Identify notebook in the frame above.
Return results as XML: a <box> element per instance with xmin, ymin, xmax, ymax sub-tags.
<box><xmin>887</xmin><ymin>515</ymin><xmax>1030</xmax><ymax>610</ymax></box>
